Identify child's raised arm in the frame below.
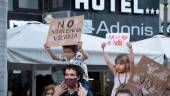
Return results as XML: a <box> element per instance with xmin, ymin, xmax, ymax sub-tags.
<box><xmin>127</xmin><ymin>42</ymin><xmax>134</xmax><ymax>76</ymax></box>
<box><xmin>44</xmin><ymin>43</ymin><xmax>60</xmax><ymax>60</ymax></box>
<box><xmin>78</xmin><ymin>41</ymin><xmax>89</xmax><ymax>60</ymax></box>
<box><xmin>101</xmin><ymin>42</ymin><xmax>116</xmax><ymax>75</ymax></box>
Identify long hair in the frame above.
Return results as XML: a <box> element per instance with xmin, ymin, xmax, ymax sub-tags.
<box><xmin>115</xmin><ymin>54</ymin><xmax>130</xmax><ymax>71</ymax></box>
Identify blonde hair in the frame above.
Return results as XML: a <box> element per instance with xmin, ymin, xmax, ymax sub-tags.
<box><xmin>42</xmin><ymin>84</ymin><xmax>55</xmax><ymax>96</ymax></box>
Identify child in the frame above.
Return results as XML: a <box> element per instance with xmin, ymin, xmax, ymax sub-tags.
<box><xmin>42</xmin><ymin>84</ymin><xmax>55</xmax><ymax>96</ymax></box>
<box><xmin>115</xmin><ymin>88</ymin><xmax>133</xmax><ymax>96</ymax></box>
<box><xmin>44</xmin><ymin>41</ymin><xmax>92</xmax><ymax>95</ymax></box>
<box><xmin>101</xmin><ymin>42</ymin><xmax>134</xmax><ymax>96</ymax></box>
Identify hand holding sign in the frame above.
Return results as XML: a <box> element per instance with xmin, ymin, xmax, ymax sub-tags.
<box><xmin>101</xmin><ymin>42</ymin><xmax>106</xmax><ymax>50</ymax></box>
<box><xmin>44</xmin><ymin>43</ymin><xmax>50</xmax><ymax>49</ymax></box>
<box><xmin>77</xmin><ymin>41</ymin><xmax>82</xmax><ymax>50</ymax></box>
<box><xmin>127</xmin><ymin>42</ymin><xmax>132</xmax><ymax>49</ymax></box>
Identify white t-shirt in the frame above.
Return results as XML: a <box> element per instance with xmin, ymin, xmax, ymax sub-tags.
<box><xmin>111</xmin><ymin>74</ymin><xmax>130</xmax><ymax>96</ymax></box>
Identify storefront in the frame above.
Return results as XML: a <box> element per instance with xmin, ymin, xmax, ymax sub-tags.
<box><xmin>7</xmin><ymin>0</ymin><xmax>161</xmax><ymax>96</ymax></box>
<box><xmin>8</xmin><ymin>63</ymin><xmax>114</xmax><ymax>96</ymax></box>
<box><xmin>8</xmin><ymin>0</ymin><xmax>160</xmax><ymax>41</ymax></box>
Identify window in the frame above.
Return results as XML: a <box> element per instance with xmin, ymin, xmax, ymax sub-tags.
<box><xmin>8</xmin><ymin>0</ymin><xmax>13</xmax><ymax>11</ymax></box>
<box><xmin>52</xmin><ymin>0</ymin><xmax>64</xmax><ymax>8</ymax></box>
<box><xmin>160</xmin><ymin>0</ymin><xmax>170</xmax><ymax>4</ymax></box>
<box><xmin>8</xmin><ymin>70</ymin><xmax>32</xmax><ymax>96</ymax></box>
<box><xmin>18</xmin><ymin>0</ymin><xmax>38</xmax><ymax>9</ymax></box>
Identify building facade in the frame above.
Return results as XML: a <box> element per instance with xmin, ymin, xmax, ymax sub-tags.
<box><xmin>7</xmin><ymin>0</ymin><xmax>166</xmax><ymax>96</ymax></box>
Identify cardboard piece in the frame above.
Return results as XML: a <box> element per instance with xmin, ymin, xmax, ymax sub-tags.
<box><xmin>125</xmin><ymin>56</ymin><xmax>170</xmax><ymax>96</ymax></box>
<box><xmin>46</xmin><ymin>15</ymin><xmax>84</xmax><ymax>46</ymax></box>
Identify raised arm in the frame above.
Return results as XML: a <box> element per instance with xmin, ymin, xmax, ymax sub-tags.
<box><xmin>127</xmin><ymin>42</ymin><xmax>134</xmax><ymax>76</ymax></box>
<box><xmin>101</xmin><ymin>42</ymin><xmax>116</xmax><ymax>75</ymax></box>
<box><xmin>44</xmin><ymin>43</ymin><xmax>60</xmax><ymax>60</ymax></box>
<box><xmin>78</xmin><ymin>41</ymin><xmax>89</xmax><ymax>60</ymax></box>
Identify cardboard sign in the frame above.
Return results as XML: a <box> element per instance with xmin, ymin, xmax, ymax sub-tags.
<box><xmin>125</xmin><ymin>56</ymin><xmax>170</xmax><ymax>96</ymax></box>
<box><xmin>46</xmin><ymin>15</ymin><xmax>84</xmax><ymax>46</ymax></box>
<box><xmin>106</xmin><ymin>33</ymin><xmax>130</xmax><ymax>52</ymax></box>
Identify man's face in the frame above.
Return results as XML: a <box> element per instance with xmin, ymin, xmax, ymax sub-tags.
<box><xmin>64</xmin><ymin>69</ymin><xmax>79</xmax><ymax>89</ymax></box>
<box><xmin>64</xmin><ymin>69</ymin><xmax>78</xmax><ymax>79</ymax></box>
<box><xmin>116</xmin><ymin>93</ymin><xmax>130</xmax><ymax>96</ymax></box>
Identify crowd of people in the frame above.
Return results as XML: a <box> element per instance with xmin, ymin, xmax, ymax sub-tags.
<box><xmin>42</xmin><ymin>41</ymin><xmax>134</xmax><ymax>96</ymax></box>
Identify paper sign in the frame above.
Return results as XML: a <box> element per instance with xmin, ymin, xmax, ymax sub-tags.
<box><xmin>125</xmin><ymin>56</ymin><xmax>170</xmax><ymax>96</ymax></box>
<box><xmin>46</xmin><ymin>15</ymin><xmax>84</xmax><ymax>46</ymax></box>
<box><xmin>106</xmin><ymin>33</ymin><xmax>130</xmax><ymax>52</ymax></box>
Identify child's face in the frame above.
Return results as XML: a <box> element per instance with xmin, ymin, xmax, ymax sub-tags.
<box><xmin>115</xmin><ymin>59</ymin><xmax>128</xmax><ymax>73</ymax></box>
<box><xmin>46</xmin><ymin>89</ymin><xmax>54</xmax><ymax>96</ymax></box>
<box><xmin>115</xmin><ymin>64</ymin><xmax>126</xmax><ymax>73</ymax></box>
<box><xmin>63</xmin><ymin>48</ymin><xmax>75</xmax><ymax>59</ymax></box>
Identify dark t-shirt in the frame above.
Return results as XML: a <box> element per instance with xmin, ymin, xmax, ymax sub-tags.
<box><xmin>60</xmin><ymin>91</ymin><xmax>78</xmax><ymax>96</ymax></box>
<box><xmin>60</xmin><ymin>88</ymin><xmax>93</xmax><ymax>96</ymax></box>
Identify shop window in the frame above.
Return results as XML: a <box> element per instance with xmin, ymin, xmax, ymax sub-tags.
<box><xmin>8</xmin><ymin>70</ymin><xmax>32</xmax><ymax>96</ymax></box>
<box><xmin>52</xmin><ymin>0</ymin><xmax>64</xmax><ymax>8</ymax></box>
<box><xmin>8</xmin><ymin>0</ymin><xmax>13</xmax><ymax>11</ymax></box>
<box><xmin>160</xmin><ymin>0</ymin><xmax>170</xmax><ymax>4</ymax></box>
<box><xmin>13</xmin><ymin>0</ymin><xmax>42</xmax><ymax>13</ymax></box>
<box><xmin>18</xmin><ymin>0</ymin><xmax>38</xmax><ymax>9</ymax></box>
<box><xmin>88</xmin><ymin>71</ymin><xmax>114</xmax><ymax>96</ymax></box>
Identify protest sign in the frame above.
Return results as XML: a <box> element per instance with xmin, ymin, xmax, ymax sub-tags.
<box><xmin>46</xmin><ymin>15</ymin><xmax>84</xmax><ymax>46</ymax></box>
<box><xmin>105</xmin><ymin>33</ymin><xmax>130</xmax><ymax>52</ymax></box>
<box><xmin>125</xmin><ymin>56</ymin><xmax>170</xmax><ymax>96</ymax></box>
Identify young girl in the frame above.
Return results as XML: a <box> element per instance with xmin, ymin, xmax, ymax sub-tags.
<box><xmin>42</xmin><ymin>84</ymin><xmax>55</xmax><ymax>96</ymax></box>
<box><xmin>101</xmin><ymin>42</ymin><xmax>134</xmax><ymax>96</ymax></box>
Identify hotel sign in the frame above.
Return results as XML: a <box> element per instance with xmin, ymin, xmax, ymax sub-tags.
<box><xmin>74</xmin><ymin>0</ymin><xmax>159</xmax><ymax>15</ymax></box>
<box><xmin>72</xmin><ymin>0</ymin><xmax>160</xmax><ymax>41</ymax></box>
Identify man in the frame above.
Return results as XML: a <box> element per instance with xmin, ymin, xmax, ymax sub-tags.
<box><xmin>115</xmin><ymin>89</ymin><xmax>133</xmax><ymax>96</ymax></box>
<box><xmin>53</xmin><ymin>64</ymin><xmax>91</xmax><ymax>96</ymax></box>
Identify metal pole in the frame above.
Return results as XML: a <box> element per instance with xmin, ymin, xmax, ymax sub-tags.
<box><xmin>0</xmin><ymin>0</ymin><xmax>8</xmax><ymax>96</ymax></box>
<box><xmin>163</xmin><ymin>0</ymin><xmax>168</xmax><ymax>36</ymax></box>
<box><xmin>32</xmin><ymin>65</ymin><xmax>36</xmax><ymax>96</ymax></box>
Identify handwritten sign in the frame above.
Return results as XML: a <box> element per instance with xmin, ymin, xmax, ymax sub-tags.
<box><xmin>46</xmin><ymin>15</ymin><xmax>84</xmax><ymax>46</ymax></box>
<box><xmin>106</xmin><ymin>33</ymin><xmax>130</xmax><ymax>52</ymax></box>
<box><xmin>125</xmin><ymin>56</ymin><xmax>170</xmax><ymax>96</ymax></box>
